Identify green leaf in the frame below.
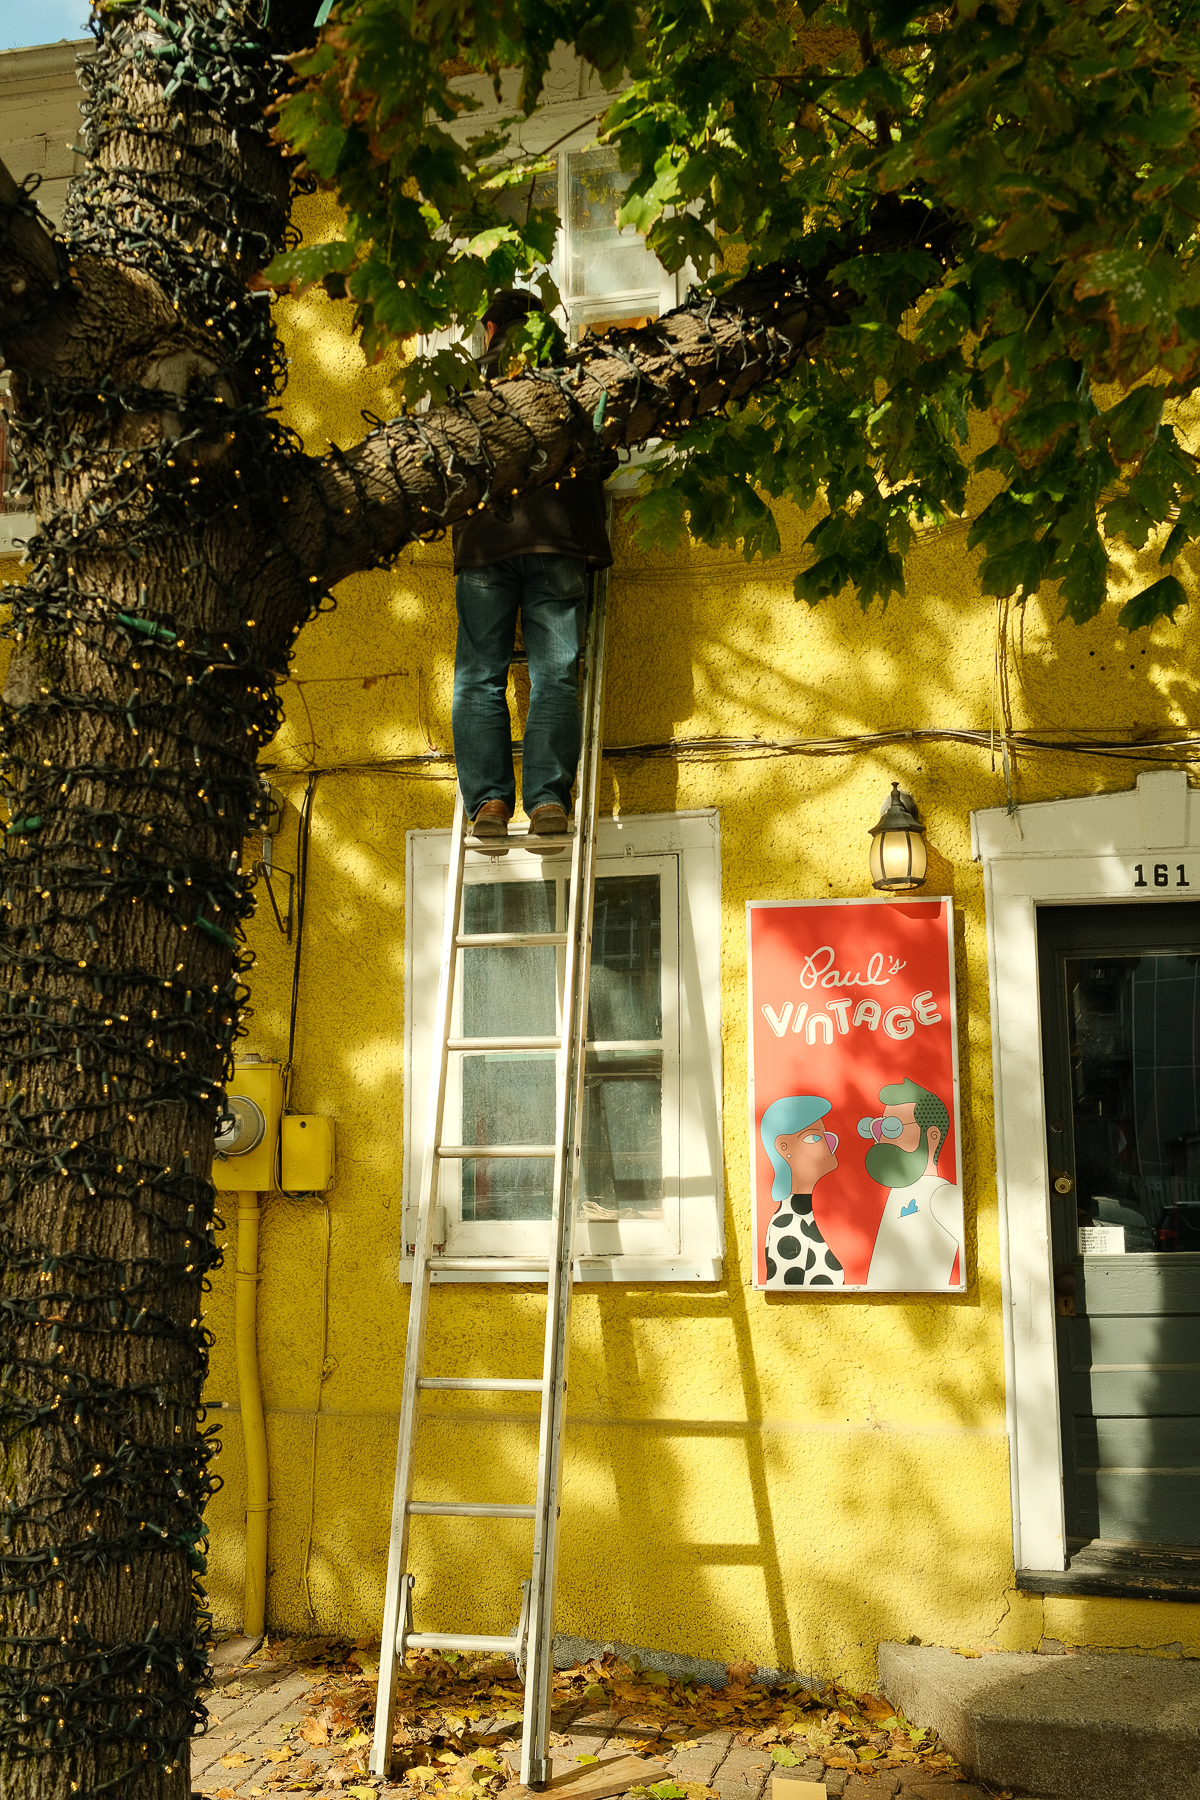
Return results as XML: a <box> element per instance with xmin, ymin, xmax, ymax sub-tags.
<box><xmin>1117</xmin><ymin>575</ymin><xmax>1188</xmax><ymax>631</ymax></box>
<box><xmin>1103</xmin><ymin>494</ymin><xmax>1156</xmax><ymax>550</ymax></box>
<box><xmin>979</xmin><ymin>539</ymin><xmax>1045</xmax><ymax>600</ymax></box>
<box><xmin>770</xmin><ymin>1747</ymin><xmax>800</xmax><ymax>1766</ymax></box>
<box><xmin>1059</xmin><ymin>529</ymin><xmax>1110</xmax><ymax>625</ymax></box>
<box><xmin>266</xmin><ymin>240</ymin><xmax>356</xmax><ymax>292</ymax></box>
<box><xmin>1104</xmin><ymin>386</ymin><xmax>1166</xmax><ymax>464</ymax></box>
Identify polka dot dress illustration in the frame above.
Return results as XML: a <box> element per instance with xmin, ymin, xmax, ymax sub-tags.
<box><xmin>764</xmin><ymin>1195</ymin><xmax>845</xmax><ymax>1287</ymax></box>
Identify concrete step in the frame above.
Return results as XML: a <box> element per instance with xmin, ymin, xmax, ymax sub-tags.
<box><xmin>879</xmin><ymin>1641</ymin><xmax>1200</xmax><ymax>1800</ymax></box>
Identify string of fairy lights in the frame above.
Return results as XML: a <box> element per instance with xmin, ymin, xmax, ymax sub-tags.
<box><xmin>0</xmin><ymin>3</ymin><xmax>318</xmax><ymax>1792</ymax></box>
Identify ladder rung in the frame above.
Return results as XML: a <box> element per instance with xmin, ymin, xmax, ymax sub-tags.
<box><xmin>436</xmin><ymin>1143</ymin><xmax>555</xmax><ymax>1159</ymax></box>
<box><xmin>446</xmin><ymin>1035</ymin><xmax>561</xmax><ymax>1052</ymax></box>
<box><xmin>429</xmin><ymin>1257</ymin><xmax>551</xmax><ymax>1272</ymax></box>
<box><xmin>456</xmin><ymin>931</ymin><xmax>568</xmax><ymax>947</ymax></box>
<box><xmin>406</xmin><ymin>1631</ymin><xmax>524</xmax><ymax>1655</ymax></box>
<box><xmin>418</xmin><ymin>1377</ymin><xmax>544</xmax><ymax>1392</ymax></box>
<box><xmin>408</xmin><ymin>1501</ymin><xmax>536</xmax><ymax>1518</ymax></box>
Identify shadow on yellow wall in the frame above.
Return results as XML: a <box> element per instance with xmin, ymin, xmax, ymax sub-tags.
<box><xmin>196</xmin><ymin>197</ymin><xmax>1200</xmax><ymax>1685</ymax></box>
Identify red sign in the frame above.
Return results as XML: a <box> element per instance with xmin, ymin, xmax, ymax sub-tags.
<box><xmin>747</xmin><ymin>898</ymin><xmax>963</xmax><ymax>1292</ymax></box>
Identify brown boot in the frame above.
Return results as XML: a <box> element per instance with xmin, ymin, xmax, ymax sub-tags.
<box><xmin>471</xmin><ymin>800</ymin><xmax>511</xmax><ymax>842</ymax></box>
<box><xmin>527</xmin><ymin>803</ymin><xmax>569</xmax><ymax>855</ymax></box>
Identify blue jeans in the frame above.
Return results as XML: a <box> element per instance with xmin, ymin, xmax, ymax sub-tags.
<box><xmin>453</xmin><ymin>554</ymin><xmax>587</xmax><ymax>817</ymax></box>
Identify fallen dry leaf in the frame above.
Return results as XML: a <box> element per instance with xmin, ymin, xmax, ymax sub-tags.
<box><xmin>220</xmin><ymin>1751</ymin><xmax>252</xmax><ymax>1768</ymax></box>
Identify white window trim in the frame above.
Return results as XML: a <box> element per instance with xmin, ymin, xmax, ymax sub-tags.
<box><xmin>972</xmin><ymin>769</ymin><xmax>1200</xmax><ymax>1573</ymax></box>
<box><xmin>401</xmin><ymin>808</ymin><xmax>724</xmax><ymax>1284</ymax></box>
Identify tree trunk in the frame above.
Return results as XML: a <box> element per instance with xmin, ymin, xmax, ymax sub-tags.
<box><xmin>0</xmin><ymin>5</ymin><xmax>307</xmax><ymax>1796</ymax></box>
<box><xmin>0</xmin><ymin>7</ymin><xmax>883</xmax><ymax>1797</ymax></box>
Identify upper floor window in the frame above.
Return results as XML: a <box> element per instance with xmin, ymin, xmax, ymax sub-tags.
<box><xmin>497</xmin><ymin>143</ymin><xmax>681</xmax><ymax>344</ymax></box>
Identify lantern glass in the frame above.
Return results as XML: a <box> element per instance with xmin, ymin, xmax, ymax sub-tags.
<box><xmin>869</xmin><ymin>828</ymin><xmax>928</xmax><ymax>890</ymax></box>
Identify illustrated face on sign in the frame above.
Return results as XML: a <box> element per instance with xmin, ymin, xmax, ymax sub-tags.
<box><xmin>774</xmin><ymin>1125</ymin><xmax>839</xmax><ymax>1193</ymax></box>
<box><xmin>858</xmin><ymin>1079</ymin><xmax>949</xmax><ymax>1191</ymax></box>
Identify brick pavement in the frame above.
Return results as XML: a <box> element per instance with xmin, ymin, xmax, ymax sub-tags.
<box><xmin>191</xmin><ymin>1655</ymin><xmax>1047</xmax><ymax>1800</ymax></box>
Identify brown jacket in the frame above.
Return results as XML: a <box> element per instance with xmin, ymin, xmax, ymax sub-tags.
<box><xmin>452</xmin><ymin>330</ymin><xmax>613</xmax><ymax>572</ymax></box>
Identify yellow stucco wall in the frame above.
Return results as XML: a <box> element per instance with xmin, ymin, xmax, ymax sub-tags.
<box><xmin>198</xmin><ymin>196</ymin><xmax>1200</xmax><ymax>1685</ymax></box>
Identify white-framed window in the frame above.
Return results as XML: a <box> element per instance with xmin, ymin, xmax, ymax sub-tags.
<box><xmin>495</xmin><ymin>141</ymin><xmax>682</xmax><ymax>345</ymax></box>
<box><xmin>429</xmin><ymin>49</ymin><xmax>689</xmax><ymax>369</ymax></box>
<box><xmin>402</xmin><ymin>810</ymin><xmax>723</xmax><ymax>1283</ymax></box>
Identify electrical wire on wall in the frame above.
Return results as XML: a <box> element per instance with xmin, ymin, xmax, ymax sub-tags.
<box><xmin>261</xmin><ymin>724</ymin><xmax>1200</xmax><ymax>785</ymax></box>
<box><xmin>284</xmin><ymin>770</ymin><xmax>319</xmax><ymax>1092</ymax></box>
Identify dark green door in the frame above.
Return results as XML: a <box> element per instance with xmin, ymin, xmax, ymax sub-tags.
<box><xmin>1038</xmin><ymin>903</ymin><xmax>1200</xmax><ymax>1549</ymax></box>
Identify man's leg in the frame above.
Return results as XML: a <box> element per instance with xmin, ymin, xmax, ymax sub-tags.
<box><xmin>453</xmin><ymin>561</ymin><xmax>521</xmax><ymax>817</ymax></box>
<box><xmin>519</xmin><ymin>554</ymin><xmax>587</xmax><ymax>816</ymax></box>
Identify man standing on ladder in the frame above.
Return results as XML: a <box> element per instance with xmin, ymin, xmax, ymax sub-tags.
<box><xmin>452</xmin><ymin>290</ymin><xmax>612</xmax><ymax>847</ymax></box>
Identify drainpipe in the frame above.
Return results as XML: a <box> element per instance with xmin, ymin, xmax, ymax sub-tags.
<box><xmin>234</xmin><ymin>1189</ymin><xmax>268</xmax><ymax>1639</ymax></box>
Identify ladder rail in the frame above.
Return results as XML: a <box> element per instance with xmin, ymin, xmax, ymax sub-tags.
<box><xmin>370</xmin><ymin>791</ymin><xmax>469</xmax><ymax>1775</ymax></box>
<box><xmin>520</xmin><ymin>576</ymin><xmax>608</xmax><ymax>1788</ymax></box>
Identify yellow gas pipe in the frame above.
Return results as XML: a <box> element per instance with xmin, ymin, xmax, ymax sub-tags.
<box><xmin>233</xmin><ymin>1190</ymin><xmax>269</xmax><ymax>1640</ymax></box>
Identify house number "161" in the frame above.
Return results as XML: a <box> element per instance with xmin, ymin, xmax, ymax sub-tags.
<box><xmin>1133</xmin><ymin>862</ymin><xmax>1192</xmax><ymax>889</ymax></box>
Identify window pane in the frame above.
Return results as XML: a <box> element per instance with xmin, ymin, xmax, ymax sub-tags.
<box><xmin>1067</xmin><ymin>953</ymin><xmax>1200</xmax><ymax>1252</ymax></box>
<box><xmin>567</xmin><ymin>146</ymin><xmax>663</xmax><ymax>300</ymax></box>
<box><xmin>460</xmin><ymin>881</ymin><xmax>557</xmax><ymax>1221</ymax></box>
<box><xmin>462</xmin><ymin>881</ymin><xmax>557</xmax><ymax>1039</ymax></box>
<box><xmin>581</xmin><ymin>1050</ymin><xmax>663</xmax><ymax>1219</ymax></box>
<box><xmin>493</xmin><ymin>168</ymin><xmax>558</xmax><ymax>220</ymax></box>
<box><xmin>585</xmin><ymin>874</ymin><xmax>662</xmax><ymax>1041</ymax></box>
<box><xmin>457</xmin><ymin>873</ymin><xmax>665</xmax><ymax>1226</ymax></box>
<box><xmin>461</xmin><ymin>1057</ymin><xmax>554</xmax><ymax>1221</ymax></box>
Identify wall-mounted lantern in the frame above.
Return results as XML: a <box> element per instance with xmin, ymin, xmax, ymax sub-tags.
<box><xmin>868</xmin><ymin>782</ymin><xmax>928</xmax><ymax>891</ymax></box>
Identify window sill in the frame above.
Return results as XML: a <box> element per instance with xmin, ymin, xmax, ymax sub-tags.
<box><xmin>1017</xmin><ymin>1539</ymin><xmax>1200</xmax><ymax>1603</ymax></box>
<box><xmin>399</xmin><ymin>1254</ymin><xmax>722</xmax><ymax>1285</ymax></box>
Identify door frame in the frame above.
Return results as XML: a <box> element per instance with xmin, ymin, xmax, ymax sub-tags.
<box><xmin>972</xmin><ymin>770</ymin><xmax>1200</xmax><ymax>1573</ymax></box>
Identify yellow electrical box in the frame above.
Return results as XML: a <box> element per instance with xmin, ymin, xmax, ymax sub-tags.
<box><xmin>281</xmin><ymin>1114</ymin><xmax>335</xmax><ymax>1194</ymax></box>
<box><xmin>212</xmin><ymin>1058</ymin><xmax>284</xmax><ymax>1193</ymax></box>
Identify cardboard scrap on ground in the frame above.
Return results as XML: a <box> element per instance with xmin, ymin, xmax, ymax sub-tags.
<box><xmin>506</xmin><ymin>1752</ymin><xmax>673</xmax><ymax>1800</ymax></box>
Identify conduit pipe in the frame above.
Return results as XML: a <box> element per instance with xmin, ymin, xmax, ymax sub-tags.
<box><xmin>233</xmin><ymin>1189</ymin><xmax>269</xmax><ymax>1639</ymax></box>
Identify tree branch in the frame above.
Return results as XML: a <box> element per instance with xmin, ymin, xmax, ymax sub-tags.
<box><xmin>301</xmin><ymin>258</ymin><xmax>843</xmax><ymax>592</ymax></box>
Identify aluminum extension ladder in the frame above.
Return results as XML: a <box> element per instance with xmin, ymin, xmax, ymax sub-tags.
<box><xmin>370</xmin><ymin>570</ymin><xmax>609</xmax><ymax>1790</ymax></box>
